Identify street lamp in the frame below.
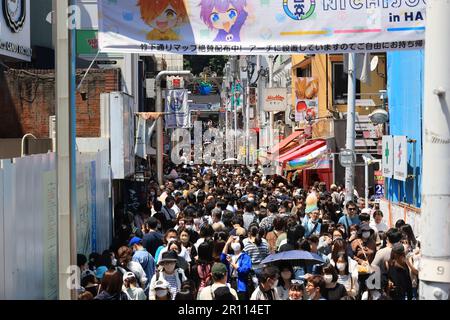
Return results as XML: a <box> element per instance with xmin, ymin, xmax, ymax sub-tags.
<box><xmin>362</xmin><ymin>153</ymin><xmax>381</xmax><ymax>209</ymax></box>
<box><xmin>369</xmin><ymin>90</ymin><xmax>389</xmax><ymax>125</ymax></box>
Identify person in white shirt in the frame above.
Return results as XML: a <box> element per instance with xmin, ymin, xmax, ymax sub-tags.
<box><xmin>370</xmin><ymin>210</ymin><xmax>389</xmax><ymax>248</ymax></box>
<box><xmin>250</xmin><ymin>266</ymin><xmax>281</xmax><ymax>300</ymax></box>
<box><xmin>149</xmin><ymin>251</ymin><xmax>187</xmax><ymax>300</ymax></box>
<box><xmin>117</xmin><ymin>246</ymin><xmax>148</xmax><ymax>289</ymax></box>
<box><xmin>122</xmin><ymin>272</ymin><xmax>147</xmax><ymax>300</ymax></box>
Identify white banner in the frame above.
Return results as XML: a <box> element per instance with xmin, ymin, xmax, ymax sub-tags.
<box><xmin>393</xmin><ymin>135</ymin><xmax>408</xmax><ymax>181</ymax></box>
<box><xmin>98</xmin><ymin>0</ymin><xmax>426</xmax><ymax>55</ymax></box>
<box><xmin>135</xmin><ymin>117</ymin><xmax>156</xmax><ymax>159</ymax></box>
<box><xmin>263</xmin><ymin>87</ymin><xmax>287</xmax><ymax>112</ymax></box>
<box><xmin>165</xmin><ymin>89</ymin><xmax>189</xmax><ymax>128</ymax></box>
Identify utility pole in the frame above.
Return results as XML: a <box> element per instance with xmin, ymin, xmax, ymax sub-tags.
<box><xmin>344</xmin><ymin>53</ymin><xmax>357</xmax><ymax>203</ymax></box>
<box><xmin>54</xmin><ymin>0</ymin><xmax>77</xmax><ymax>300</ymax></box>
<box><xmin>268</xmin><ymin>55</ymin><xmax>274</xmax><ymax>149</ymax></box>
<box><xmin>155</xmin><ymin>71</ymin><xmax>192</xmax><ymax>185</ymax></box>
<box><xmin>420</xmin><ymin>0</ymin><xmax>450</xmax><ymax>300</ymax></box>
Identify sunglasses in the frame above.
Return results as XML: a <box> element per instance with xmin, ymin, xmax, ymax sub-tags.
<box><xmin>348</xmin><ymin>208</ymin><xmax>357</xmax><ymax>211</ymax></box>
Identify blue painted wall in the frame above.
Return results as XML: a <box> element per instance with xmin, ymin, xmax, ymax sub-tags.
<box><xmin>386</xmin><ymin>50</ymin><xmax>424</xmax><ymax>208</ymax></box>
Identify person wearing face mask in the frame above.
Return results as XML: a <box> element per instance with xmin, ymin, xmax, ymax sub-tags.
<box><xmin>302</xmin><ymin>195</ymin><xmax>322</xmax><ymax>238</ymax></box>
<box><xmin>154</xmin><ymin>229</ymin><xmax>178</xmax><ymax>264</ymax></box>
<box><xmin>351</xmin><ymin>224</ymin><xmax>377</xmax><ymax>265</ymax></box>
<box><xmin>221</xmin><ymin>236</ymin><xmax>252</xmax><ymax>300</ymax></box>
<box><xmin>250</xmin><ymin>266</ymin><xmax>281</xmax><ymax>300</ymax></box>
<box><xmin>149</xmin><ymin>251</ymin><xmax>187</xmax><ymax>300</ymax></box>
<box><xmin>328</xmin><ymin>239</ymin><xmax>357</xmax><ymax>273</ymax></box>
<box><xmin>321</xmin><ymin>264</ymin><xmax>348</xmax><ymax>300</ymax></box>
<box><xmin>334</xmin><ymin>253</ymin><xmax>359</xmax><ymax>298</ymax></box>
<box><xmin>305</xmin><ymin>275</ymin><xmax>326</xmax><ymax>300</ymax></box>
<box><xmin>178</xmin><ymin>226</ymin><xmax>198</xmax><ymax>263</ymax></box>
<box><xmin>153</xmin><ymin>279</ymin><xmax>172</xmax><ymax>300</ymax></box>
<box><xmin>277</xmin><ymin>265</ymin><xmax>294</xmax><ymax>300</ymax></box>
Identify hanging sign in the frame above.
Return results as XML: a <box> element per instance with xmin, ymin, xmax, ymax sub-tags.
<box><xmin>98</xmin><ymin>0</ymin><xmax>426</xmax><ymax>55</ymax></box>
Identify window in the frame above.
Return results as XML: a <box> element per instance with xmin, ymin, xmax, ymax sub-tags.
<box><xmin>297</xmin><ymin>64</ymin><xmax>312</xmax><ymax>78</ymax></box>
<box><xmin>332</xmin><ymin>62</ymin><xmax>361</xmax><ymax>105</ymax></box>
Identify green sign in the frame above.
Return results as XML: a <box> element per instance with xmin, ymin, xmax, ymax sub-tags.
<box><xmin>76</xmin><ymin>30</ymin><xmax>98</xmax><ymax>55</ymax></box>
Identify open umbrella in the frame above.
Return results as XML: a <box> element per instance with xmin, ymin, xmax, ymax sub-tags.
<box><xmin>261</xmin><ymin>250</ymin><xmax>324</xmax><ymax>267</ymax></box>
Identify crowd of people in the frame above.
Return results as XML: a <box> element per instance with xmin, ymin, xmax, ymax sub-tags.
<box><xmin>76</xmin><ymin>162</ymin><xmax>421</xmax><ymax>301</ymax></box>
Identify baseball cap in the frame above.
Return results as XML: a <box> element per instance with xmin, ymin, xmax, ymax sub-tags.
<box><xmin>154</xmin><ymin>279</ymin><xmax>170</xmax><ymax>290</ymax></box>
<box><xmin>128</xmin><ymin>236</ymin><xmax>142</xmax><ymax>247</ymax></box>
<box><xmin>122</xmin><ymin>271</ymin><xmax>135</xmax><ymax>282</ymax></box>
<box><xmin>95</xmin><ymin>266</ymin><xmax>108</xmax><ymax>279</ymax></box>
<box><xmin>211</xmin><ymin>263</ymin><xmax>227</xmax><ymax>276</ymax></box>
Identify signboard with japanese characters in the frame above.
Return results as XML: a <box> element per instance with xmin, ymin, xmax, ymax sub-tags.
<box><xmin>393</xmin><ymin>135</ymin><xmax>408</xmax><ymax>181</ymax></box>
<box><xmin>262</xmin><ymin>88</ymin><xmax>287</xmax><ymax>112</ymax></box>
<box><xmin>98</xmin><ymin>0</ymin><xmax>426</xmax><ymax>55</ymax></box>
<box><xmin>382</xmin><ymin>135</ymin><xmax>394</xmax><ymax>178</ymax></box>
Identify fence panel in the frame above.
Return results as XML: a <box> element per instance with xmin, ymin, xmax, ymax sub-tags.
<box><xmin>0</xmin><ymin>150</ymin><xmax>110</xmax><ymax>299</ymax></box>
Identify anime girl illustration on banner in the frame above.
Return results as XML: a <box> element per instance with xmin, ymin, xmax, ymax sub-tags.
<box><xmin>138</xmin><ymin>0</ymin><xmax>189</xmax><ymax>41</ymax></box>
<box><xmin>199</xmin><ymin>0</ymin><xmax>248</xmax><ymax>42</ymax></box>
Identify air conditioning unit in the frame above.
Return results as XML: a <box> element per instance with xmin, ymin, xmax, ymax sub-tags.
<box><xmin>146</xmin><ymin>79</ymin><xmax>156</xmax><ymax>98</ymax></box>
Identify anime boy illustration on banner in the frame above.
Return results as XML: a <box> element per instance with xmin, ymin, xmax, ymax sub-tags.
<box><xmin>138</xmin><ymin>0</ymin><xmax>189</xmax><ymax>41</ymax></box>
<box><xmin>199</xmin><ymin>0</ymin><xmax>248</xmax><ymax>42</ymax></box>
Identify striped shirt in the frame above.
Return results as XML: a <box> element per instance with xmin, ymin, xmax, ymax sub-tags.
<box><xmin>165</xmin><ymin>273</ymin><xmax>179</xmax><ymax>300</ymax></box>
<box><xmin>243</xmin><ymin>239</ymin><xmax>269</xmax><ymax>266</ymax></box>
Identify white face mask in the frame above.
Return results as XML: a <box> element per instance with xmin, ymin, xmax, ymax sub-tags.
<box><xmin>281</xmin><ymin>271</ymin><xmax>292</xmax><ymax>280</ymax></box>
<box><xmin>164</xmin><ymin>263</ymin><xmax>176</xmax><ymax>273</ymax></box>
<box><xmin>324</xmin><ymin>275</ymin><xmax>333</xmax><ymax>284</ymax></box>
<box><xmin>336</xmin><ymin>263</ymin><xmax>347</xmax><ymax>271</ymax></box>
<box><xmin>362</xmin><ymin>232</ymin><xmax>371</xmax><ymax>239</ymax></box>
<box><xmin>350</xmin><ymin>231</ymin><xmax>357</xmax><ymax>237</ymax></box>
<box><xmin>155</xmin><ymin>290</ymin><xmax>168</xmax><ymax>298</ymax></box>
<box><xmin>231</xmin><ymin>243</ymin><xmax>241</xmax><ymax>252</ymax></box>
<box><xmin>111</xmin><ymin>258</ymin><xmax>117</xmax><ymax>267</ymax></box>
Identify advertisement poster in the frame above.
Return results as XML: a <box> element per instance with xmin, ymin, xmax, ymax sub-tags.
<box><xmin>98</xmin><ymin>0</ymin><xmax>426</xmax><ymax>54</ymax></box>
<box><xmin>294</xmin><ymin>77</ymin><xmax>318</xmax><ymax>122</ymax></box>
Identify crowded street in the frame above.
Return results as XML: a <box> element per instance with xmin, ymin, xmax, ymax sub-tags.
<box><xmin>0</xmin><ymin>0</ymin><xmax>448</xmax><ymax>303</ymax></box>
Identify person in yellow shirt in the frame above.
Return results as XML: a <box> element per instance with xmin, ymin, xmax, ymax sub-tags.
<box><xmin>138</xmin><ymin>0</ymin><xmax>188</xmax><ymax>41</ymax></box>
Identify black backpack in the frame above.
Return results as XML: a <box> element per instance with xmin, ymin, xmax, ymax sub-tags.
<box><xmin>117</xmin><ymin>265</ymin><xmax>142</xmax><ymax>288</ymax></box>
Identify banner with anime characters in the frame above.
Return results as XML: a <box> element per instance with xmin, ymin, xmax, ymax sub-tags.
<box><xmin>98</xmin><ymin>0</ymin><xmax>426</xmax><ymax>55</ymax></box>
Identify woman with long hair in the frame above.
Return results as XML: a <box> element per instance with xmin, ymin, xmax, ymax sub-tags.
<box><xmin>243</xmin><ymin>224</ymin><xmax>269</xmax><ymax>276</ymax></box>
<box><xmin>94</xmin><ymin>269</ymin><xmax>128</xmax><ymax>300</ymax></box>
<box><xmin>333</xmin><ymin>253</ymin><xmax>359</xmax><ymax>298</ymax></box>
<box><xmin>191</xmin><ymin>241</ymin><xmax>214</xmax><ymax>295</ymax></box>
<box><xmin>385</xmin><ymin>243</ymin><xmax>413</xmax><ymax>300</ymax></box>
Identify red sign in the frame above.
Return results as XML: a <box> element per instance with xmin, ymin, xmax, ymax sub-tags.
<box><xmin>374</xmin><ymin>170</ymin><xmax>384</xmax><ymax>185</ymax></box>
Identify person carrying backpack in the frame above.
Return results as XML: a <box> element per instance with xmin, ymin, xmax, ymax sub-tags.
<box><xmin>198</xmin><ymin>263</ymin><xmax>239</xmax><ymax>300</ymax></box>
<box><xmin>116</xmin><ymin>246</ymin><xmax>147</xmax><ymax>289</ymax></box>
<box><xmin>148</xmin><ymin>251</ymin><xmax>187</xmax><ymax>300</ymax></box>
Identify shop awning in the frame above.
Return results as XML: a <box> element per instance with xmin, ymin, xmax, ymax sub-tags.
<box><xmin>278</xmin><ymin>139</ymin><xmax>326</xmax><ymax>163</ymax></box>
<box><xmin>269</xmin><ymin>130</ymin><xmax>304</xmax><ymax>155</ymax></box>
